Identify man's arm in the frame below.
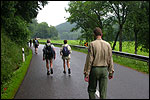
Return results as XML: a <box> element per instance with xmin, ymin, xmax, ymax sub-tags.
<box><xmin>83</xmin><ymin>43</ymin><xmax>94</xmax><ymax>78</ymax></box>
<box><xmin>107</xmin><ymin>44</ymin><xmax>114</xmax><ymax>79</ymax></box>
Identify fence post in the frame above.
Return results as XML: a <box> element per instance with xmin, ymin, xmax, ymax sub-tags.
<box><xmin>22</xmin><ymin>48</ymin><xmax>25</xmax><ymax>62</ymax></box>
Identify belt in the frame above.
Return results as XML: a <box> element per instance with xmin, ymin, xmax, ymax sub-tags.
<box><xmin>92</xmin><ymin>66</ymin><xmax>107</xmax><ymax>68</ymax></box>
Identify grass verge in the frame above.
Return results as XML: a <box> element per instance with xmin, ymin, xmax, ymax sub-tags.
<box><xmin>1</xmin><ymin>49</ymin><xmax>32</xmax><ymax>99</ymax></box>
<box><xmin>112</xmin><ymin>55</ymin><xmax>149</xmax><ymax>74</ymax></box>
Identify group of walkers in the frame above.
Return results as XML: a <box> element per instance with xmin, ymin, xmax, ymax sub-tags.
<box><xmin>29</xmin><ymin>38</ymin><xmax>72</xmax><ymax>75</ymax></box>
<box><xmin>29</xmin><ymin>38</ymin><xmax>39</xmax><ymax>54</ymax></box>
<box><xmin>28</xmin><ymin>27</ymin><xmax>114</xmax><ymax>99</ymax></box>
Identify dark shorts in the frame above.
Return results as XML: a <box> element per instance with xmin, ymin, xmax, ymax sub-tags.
<box><xmin>45</xmin><ymin>55</ymin><xmax>53</xmax><ymax>60</ymax></box>
<box><xmin>35</xmin><ymin>44</ymin><xmax>38</xmax><ymax>48</ymax></box>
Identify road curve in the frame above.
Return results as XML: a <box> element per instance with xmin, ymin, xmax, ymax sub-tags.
<box><xmin>14</xmin><ymin>44</ymin><xmax>149</xmax><ymax>99</ymax></box>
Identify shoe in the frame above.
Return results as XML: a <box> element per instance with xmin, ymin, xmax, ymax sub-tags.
<box><xmin>63</xmin><ymin>70</ymin><xmax>66</xmax><ymax>74</ymax></box>
<box><xmin>47</xmin><ymin>71</ymin><xmax>50</xmax><ymax>75</ymax></box>
<box><xmin>68</xmin><ymin>68</ymin><xmax>71</xmax><ymax>74</ymax></box>
<box><xmin>51</xmin><ymin>68</ymin><xmax>53</xmax><ymax>74</ymax></box>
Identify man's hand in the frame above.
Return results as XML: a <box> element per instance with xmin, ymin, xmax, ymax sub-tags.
<box><xmin>108</xmin><ymin>73</ymin><xmax>113</xmax><ymax>79</ymax></box>
<box><xmin>84</xmin><ymin>76</ymin><xmax>89</xmax><ymax>82</ymax></box>
<box><xmin>84</xmin><ymin>73</ymin><xmax>89</xmax><ymax>82</ymax></box>
<box><xmin>109</xmin><ymin>75</ymin><xmax>113</xmax><ymax>79</ymax></box>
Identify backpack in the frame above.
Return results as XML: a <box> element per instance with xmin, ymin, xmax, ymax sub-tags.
<box><xmin>45</xmin><ymin>44</ymin><xmax>55</xmax><ymax>59</ymax></box>
<box><xmin>62</xmin><ymin>46</ymin><xmax>70</xmax><ymax>56</ymax></box>
<box><xmin>35</xmin><ymin>40</ymin><xmax>39</xmax><ymax>46</ymax></box>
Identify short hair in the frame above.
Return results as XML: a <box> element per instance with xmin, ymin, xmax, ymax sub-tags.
<box><xmin>47</xmin><ymin>39</ymin><xmax>50</xmax><ymax>43</ymax></box>
<box><xmin>93</xmin><ymin>27</ymin><xmax>102</xmax><ymax>36</ymax></box>
<box><xmin>64</xmin><ymin>40</ymin><xmax>67</xmax><ymax>44</ymax></box>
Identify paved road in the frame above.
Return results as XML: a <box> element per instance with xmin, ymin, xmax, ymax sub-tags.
<box><xmin>14</xmin><ymin>44</ymin><xmax>149</xmax><ymax>99</ymax></box>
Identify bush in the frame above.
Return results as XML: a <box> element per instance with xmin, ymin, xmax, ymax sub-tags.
<box><xmin>1</xmin><ymin>29</ymin><xmax>29</xmax><ymax>85</ymax></box>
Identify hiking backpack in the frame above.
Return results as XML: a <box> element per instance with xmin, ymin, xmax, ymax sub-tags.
<box><xmin>62</xmin><ymin>46</ymin><xmax>70</xmax><ymax>56</ymax></box>
<box><xmin>45</xmin><ymin>44</ymin><xmax>55</xmax><ymax>58</ymax></box>
<box><xmin>35</xmin><ymin>40</ymin><xmax>39</xmax><ymax>46</ymax></box>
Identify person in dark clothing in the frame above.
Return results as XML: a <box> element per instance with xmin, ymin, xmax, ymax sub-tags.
<box><xmin>43</xmin><ymin>40</ymin><xmax>56</xmax><ymax>75</ymax></box>
<box><xmin>29</xmin><ymin>39</ymin><xmax>32</xmax><ymax>47</ymax></box>
<box><xmin>34</xmin><ymin>38</ymin><xmax>39</xmax><ymax>54</ymax></box>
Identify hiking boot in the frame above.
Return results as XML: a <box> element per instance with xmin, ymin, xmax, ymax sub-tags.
<box><xmin>68</xmin><ymin>68</ymin><xmax>71</xmax><ymax>74</ymax></box>
<box><xmin>47</xmin><ymin>71</ymin><xmax>50</xmax><ymax>75</ymax></box>
<box><xmin>51</xmin><ymin>68</ymin><xmax>53</xmax><ymax>74</ymax></box>
<box><xmin>63</xmin><ymin>70</ymin><xmax>66</xmax><ymax>74</ymax></box>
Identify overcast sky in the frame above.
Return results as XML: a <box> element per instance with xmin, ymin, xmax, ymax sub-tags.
<box><xmin>36</xmin><ymin>1</ymin><xmax>70</xmax><ymax>27</ymax></box>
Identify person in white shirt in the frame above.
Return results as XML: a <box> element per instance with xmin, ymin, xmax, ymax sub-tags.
<box><xmin>60</xmin><ymin>40</ymin><xmax>72</xmax><ymax>74</ymax></box>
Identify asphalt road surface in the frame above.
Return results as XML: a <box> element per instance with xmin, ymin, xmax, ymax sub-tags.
<box><xmin>14</xmin><ymin>44</ymin><xmax>149</xmax><ymax>99</ymax></box>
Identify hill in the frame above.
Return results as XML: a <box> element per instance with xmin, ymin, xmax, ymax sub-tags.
<box><xmin>55</xmin><ymin>22</ymin><xmax>81</xmax><ymax>40</ymax></box>
<box><xmin>55</xmin><ymin>22</ymin><xmax>76</xmax><ymax>34</ymax></box>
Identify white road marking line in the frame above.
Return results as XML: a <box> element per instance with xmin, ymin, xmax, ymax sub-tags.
<box><xmin>95</xmin><ymin>89</ymin><xmax>100</xmax><ymax>98</ymax></box>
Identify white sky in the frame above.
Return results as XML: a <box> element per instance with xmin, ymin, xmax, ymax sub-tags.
<box><xmin>36</xmin><ymin>1</ymin><xmax>70</xmax><ymax>27</ymax></box>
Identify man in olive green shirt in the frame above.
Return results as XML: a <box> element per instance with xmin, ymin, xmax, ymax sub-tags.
<box><xmin>84</xmin><ymin>27</ymin><xmax>114</xmax><ymax>99</ymax></box>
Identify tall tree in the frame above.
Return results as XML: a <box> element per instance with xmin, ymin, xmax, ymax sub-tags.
<box><xmin>1</xmin><ymin>1</ymin><xmax>48</xmax><ymax>43</ymax></box>
<box><xmin>137</xmin><ymin>1</ymin><xmax>149</xmax><ymax>52</ymax></box>
<box><xmin>108</xmin><ymin>1</ymin><xmax>131</xmax><ymax>51</ymax></box>
<box><xmin>124</xmin><ymin>1</ymin><xmax>149</xmax><ymax>53</ymax></box>
<box><xmin>66</xmin><ymin>1</ymin><xmax>109</xmax><ymax>42</ymax></box>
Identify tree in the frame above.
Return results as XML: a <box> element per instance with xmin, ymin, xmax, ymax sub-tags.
<box><xmin>137</xmin><ymin>1</ymin><xmax>149</xmax><ymax>52</ymax></box>
<box><xmin>28</xmin><ymin>19</ymin><xmax>39</xmax><ymax>38</ymax></box>
<box><xmin>66</xmin><ymin>1</ymin><xmax>149</xmax><ymax>53</ymax></box>
<box><xmin>14</xmin><ymin>1</ymin><xmax>48</xmax><ymax>23</ymax></box>
<box><xmin>49</xmin><ymin>26</ymin><xmax>59</xmax><ymax>39</ymax></box>
<box><xmin>108</xmin><ymin>1</ymin><xmax>131</xmax><ymax>51</ymax></box>
<box><xmin>1</xmin><ymin>1</ymin><xmax>48</xmax><ymax>43</ymax></box>
<box><xmin>124</xmin><ymin>1</ymin><xmax>149</xmax><ymax>53</ymax></box>
<box><xmin>1</xmin><ymin>1</ymin><xmax>48</xmax><ymax>85</ymax></box>
<box><xmin>28</xmin><ymin>21</ymin><xmax>59</xmax><ymax>39</ymax></box>
<box><xmin>66</xmin><ymin>1</ymin><xmax>109</xmax><ymax>42</ymax></box>
<box><xmin>35</xmin><ymin>22</ymin><xmax>50</xmax><ymax>38</ymax></box>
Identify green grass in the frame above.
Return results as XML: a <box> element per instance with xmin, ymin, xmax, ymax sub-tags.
<box><xmin>38</xmin><ymin>39</ymin><xmax>149</xmax><ymax>56</ymax></box>
<box><xmin>112</xmin><ymin>55</ymin><xmax>149</xmax><ymax>74</ymax></box>
<box><xmin>39</xmin><ymin>39</ymin><xmax>84</xmax><ymax>46</ymax></box>
<box><xmin>1</xmin><ymin>49</ymin><xmax>32</xmax><ymax>99</ymax></box>
<box><xmin>39</xmin><ymin>39</ymin><xmax>149</xmax><ymax>74</ymax></box>
<box><xmin>109</xmin><ymin>41</ymin><xmax>149</xmax><ymax>56</ymax></box>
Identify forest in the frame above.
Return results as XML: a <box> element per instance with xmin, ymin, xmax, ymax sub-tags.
<box><xmin>28</xmin><ymin>21</ymin><xmax>82</xmax><ymax>40</ymax></box>
<box><xmin>1</xmin><ymin>1</ymin><xmax>48</xmax><ymax>85</ymax></box>
<box><xmin>65</xmin><ymin>1</ymin><xmax>149</xmax><ymax>53</ymax></box>
<box><xmin>30</xmin><ymin>1</ymin><xmax>149</xmax><ymax>53</ymax></box>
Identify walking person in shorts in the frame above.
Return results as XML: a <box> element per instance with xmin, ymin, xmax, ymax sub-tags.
<box><xmin>34</xmin><ymin>38</ymin><xmax>39</xmax><ymax>54</ymax></box>
<box><xmin>60</xmin><ymin>40</ymin><xmax>72</xmax><ymax>75</ymax></box>
<box><xmin>43</xmin><ymin>40</ymin><xmax>56</xmax><ymax>75</ymax></box>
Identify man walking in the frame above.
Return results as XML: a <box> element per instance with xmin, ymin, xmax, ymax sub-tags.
<box><xmin>43</xmin><ymin>40</ymin><xmax>56</xmax><ymax>75</ymax></box>
<box><xmin>29</xmin><ymin>39</ymin><xmax>32</xmax><ymax>47</ymax></box>
<box><xmin>34</xmin><ymin>38</ymin><xmax>39</xmax><ymax>54</ymax></box>
<box><xmin>60</xmin><ymin>40</ymin><xmax>72</xmax><ymax>75</ymax></box>
<box><xmin>84</xmin><ymin>27</ymin><xmax>114</xmax><ymax>99</ymax></box>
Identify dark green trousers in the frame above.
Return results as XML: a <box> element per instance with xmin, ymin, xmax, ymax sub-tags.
<box><xmin>88</xmin><ymin>66</ymin><xmax>108</xmax><ymax>99</ymax></box>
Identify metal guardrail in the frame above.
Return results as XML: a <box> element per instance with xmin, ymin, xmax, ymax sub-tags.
<box><xmin>39</xmin><ymin>42</ymin><xmax>149</xmax><ymax>62</ymax></box>
<box><xmin>112</xmin><ymin>51</ymin><xmax>149</xmax><ymax>62</ymax></box>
